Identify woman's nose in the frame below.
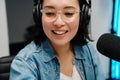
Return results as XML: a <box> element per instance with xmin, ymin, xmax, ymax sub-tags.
<box><xmin>53</xmin><ymin>15</ymin><xmax>65</xmax><ymax>27</ymax></box>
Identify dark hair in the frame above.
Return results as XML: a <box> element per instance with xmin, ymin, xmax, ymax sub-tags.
<box><xmin>32</xmin><ymin>0</ymin><xmax>92</xmax><ymax>46</ymax></box>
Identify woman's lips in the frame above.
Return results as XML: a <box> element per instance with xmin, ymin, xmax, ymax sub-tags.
<box><xmin>52</xmin><ymin>30</ymin><xmax>68</xmax><ymax>35</ymax></box>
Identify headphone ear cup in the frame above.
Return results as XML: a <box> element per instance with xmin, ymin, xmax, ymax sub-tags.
<box><xmin>33</xmin><ymin>7</ymin><xmax>38</xmax><ymax>25</ymax></box>
<box><xmin>80</xmin><ymin>4</ymin><xmax>91</xmax><ymax>27</ymax></box>
<box><xmin>33</xmin><ymin>4</ymin><xmax>41</xmax><ymax>25</ymax></box>
<box><xmin>84</xmin><ymin>5</ymin><xmax>91</xmax><ymax>25</ymax></box>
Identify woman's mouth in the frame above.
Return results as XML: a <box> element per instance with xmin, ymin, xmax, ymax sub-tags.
<box><xmin>52</xmin><ymin>30</ymin><xmax>68</xmax><ymax>35</ymax></box>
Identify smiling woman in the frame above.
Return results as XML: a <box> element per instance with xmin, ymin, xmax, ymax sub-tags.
<box><xmin>10</xmin><ymin>0</ymin><xmax>105</xmax><ymax>80</ymax></box>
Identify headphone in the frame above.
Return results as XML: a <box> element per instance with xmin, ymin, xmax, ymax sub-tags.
<box><xmin>32</xmin><ymin>0</ymin><xmax>91</xmax><ymax>27</ymax></box>
<box><xmin>80</xmin><ymin>0</ymin><xmax>91</xmax><ymax>27</ymax></box>
<box><xmin>32</xmin><ymin>0</ymin><xmax>41</xmax><ymax>25</ymax></box>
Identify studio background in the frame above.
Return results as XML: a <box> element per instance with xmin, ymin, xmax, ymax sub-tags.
<box><xmin>0</xmin><ymin>0</ymin><xmax>113</xmax><ymax>79</ymax></box>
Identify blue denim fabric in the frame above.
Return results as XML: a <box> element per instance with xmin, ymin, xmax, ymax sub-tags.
<box><xmin>10</xmin><ymin>39</ymin><xmax>105</xmax><ymax>80</ymax></box>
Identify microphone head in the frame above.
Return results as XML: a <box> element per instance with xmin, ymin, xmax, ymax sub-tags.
<box><xmin>97</xmin><ymin>33</ymin><xmax>120</xmax><ymax>62</ymax></box>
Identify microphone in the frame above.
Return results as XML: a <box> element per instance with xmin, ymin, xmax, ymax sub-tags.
<box><xmin>96</xmin><ymin>33</ymin><xmax>120</xmax><ymax>62</ymax></box>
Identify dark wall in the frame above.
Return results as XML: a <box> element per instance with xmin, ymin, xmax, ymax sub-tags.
<box><xmin>6</xmin><ymin>0</ymin><xmax>34</xmax><ymax>43</ymax></box>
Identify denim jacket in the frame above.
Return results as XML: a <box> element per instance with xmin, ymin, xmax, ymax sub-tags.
<box><xmin>10</xmin><ymin>39</ymin><xmax>105</xmax><ymax>80</ymax></box>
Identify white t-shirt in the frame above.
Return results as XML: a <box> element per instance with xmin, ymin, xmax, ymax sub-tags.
<box><xmin>60</xmin><ymin>65</ymin><xmax>82</xmax><ymax>80</ymax></box>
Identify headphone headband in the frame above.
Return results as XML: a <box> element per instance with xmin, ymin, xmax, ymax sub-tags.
<box><xmin>33</xmin><ymin>0</ymin><xmax>91</xmax><ymax>7</ymax></box>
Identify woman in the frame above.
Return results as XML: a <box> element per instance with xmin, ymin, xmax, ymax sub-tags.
<box><xmin>10</xmin><ymin>0</ymin><xmax>105</xmax><ymax>80</ymax></box>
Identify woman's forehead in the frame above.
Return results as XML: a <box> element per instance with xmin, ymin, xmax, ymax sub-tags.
<box><xmin>42</xmin><ymin>0</ymin><xmax>80</xmax><ymax>9</ymax></box>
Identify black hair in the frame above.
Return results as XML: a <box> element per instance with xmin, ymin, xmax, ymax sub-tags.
<box><xmin>32</xmin><ymin>0</ymin><xmax>93</xmax><ymax>46</ymax></box>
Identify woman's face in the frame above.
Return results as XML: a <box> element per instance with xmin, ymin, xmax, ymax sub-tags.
<box><xmin>42</xmin><ymin>0</ymin><xmax>80</xmax><ymax>46</ymax></box>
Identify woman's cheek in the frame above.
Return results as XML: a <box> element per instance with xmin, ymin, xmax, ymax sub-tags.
<box><xmin>42</xmin><ymin>19</ymin><xmax>52</xmax><ymax>37</ymax></box>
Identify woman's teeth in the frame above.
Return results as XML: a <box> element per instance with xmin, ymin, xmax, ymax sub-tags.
<box><xmin>52</xmin><ymin>30</ymin><xmax>68</xmax><ymax>35</ymax></box>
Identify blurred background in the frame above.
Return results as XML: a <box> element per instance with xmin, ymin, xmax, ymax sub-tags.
<box><xmin>0</xmin><ymin>0</ymin><xmax>120</xmax><ymax>80</ymax></box>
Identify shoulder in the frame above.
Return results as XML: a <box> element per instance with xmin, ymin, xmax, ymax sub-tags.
<box><xmin>74</xmin><ymin>42</ymin><xmax>97</xmax><ymax>59</ymax></box>
<box><xmin>82</xmin><ymin>42</ymin><xmax>96</xmax><ymax>53</ymax></box>
<box><xmin>10</xmin><ymin>41</ymin><xmax>44</xmax><ymax>79</ymax></box>
<box><xmin>80</xmin><ymin>42</ymin><xmax>98</xmax><ymax>58</ymax></box>
<box><xmin>15</xmin><ymin>41</ymin><xmax>42</xmax><ymax>61</ymax></box>
<box><xmin>14</xmin><ymin>39</ymin><xmax>55</xmax><ymax>63</ymax></box>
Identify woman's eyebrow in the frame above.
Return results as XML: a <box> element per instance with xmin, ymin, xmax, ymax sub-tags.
<box><xmin>43</xmin><ymin>6</ymin><xmax>77</xmax><ymax>9</ymax></box>
<box><xmin>43</xmin><ymin>6</ymin><xmax>55</xmax><ymax>9</ymax></box>
<box><xmin>64</xmin><ymin>6</ymin><xmax>77</xmax><ymax>9</ymax></box>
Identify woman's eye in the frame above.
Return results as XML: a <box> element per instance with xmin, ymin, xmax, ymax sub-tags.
<box><xmin>45</xmin><ymin>12</ymin><xmax>55</xmax><ymax>17</ymax></box>
<box><xmin>64</xmin><ymin>12</ymin><xmax>74</xmax><ymax>17</ymax></box>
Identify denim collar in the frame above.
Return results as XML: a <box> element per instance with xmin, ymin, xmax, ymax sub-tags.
<box><xmin>37</xmin><ymin>39</ymin><xmax>86</xmax><ymax>62</ymax></box>
<box><xmin>74</xmin><ymin>44</ymin><xmax>86</xmax><ymax>60</ymax></box>
<box><xmin>41</xmin><ymin>39</ymin><xmax>56</xmax><ymax>62</ymax></box>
